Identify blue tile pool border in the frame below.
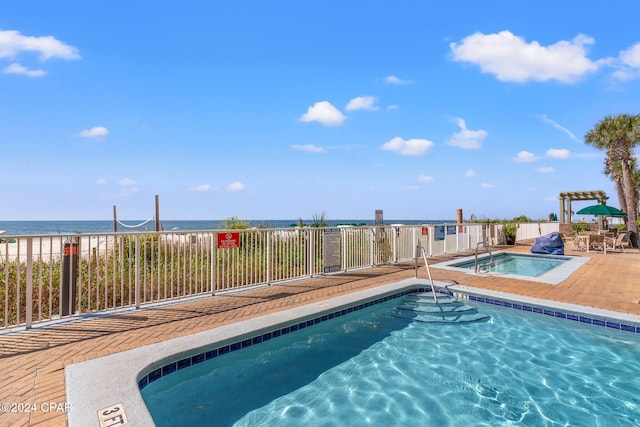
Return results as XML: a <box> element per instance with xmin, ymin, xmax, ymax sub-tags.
<box><xmin>452</xmin><ymin>290</ymin><xmax>640</xmax><ymax>334</ymax></box>
<box><xmin>137</xmin><ymin>288</ymin><xmax>426</xmax><ymax>391</ymax></box>
<box><xmin>137</xmin><ymin>286</ymin><xmax>639</xmax><ymax>391</ymax></box>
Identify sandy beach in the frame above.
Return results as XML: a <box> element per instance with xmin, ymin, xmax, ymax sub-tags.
<box><xmin>0</xmin><ymin>235</ymin><xmax>114</xmax><ymax>260</ymax></box>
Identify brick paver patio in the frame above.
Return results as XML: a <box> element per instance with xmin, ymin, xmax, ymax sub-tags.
<box><xmin>1</xmin><ymin>244</ymin><xmax>639</xmax><ymax>426</ymax></box>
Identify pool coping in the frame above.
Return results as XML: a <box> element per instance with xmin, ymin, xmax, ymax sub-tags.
<box><xmin>65</xmin><ymin>277</ymin><xmax>640</xmax><ymax>426</ymax></box>
<box><xmin>430</xmin><ymin>251</ymin><xmax>590</xmax><ymax>284</ymax></box>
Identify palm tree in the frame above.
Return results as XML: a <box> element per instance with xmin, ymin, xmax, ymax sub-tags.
<box><xmin>585</xmin><ymin>114</ymin><xmax>640</xmax><ymax>246</ymax></box>
<box><xmin>606</xmin><ymin>157</ymin><xmax>640</xmax><ymax>220</ymax></box>
<box><xmin>603</xmin><ymin>158</ymin><xmax>629</xmax><ymax>215</ymax></box>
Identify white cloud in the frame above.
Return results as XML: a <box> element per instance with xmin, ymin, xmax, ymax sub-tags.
<box><xmin>387</xmin><ymin>104</ymin><xmax>399</xmax><ymax>111</ymax></box>
<box><xmin>535</xmin><ymin>166</ymin><xmax>555</xmax><ymax>173</ymax></box>
<box><xmin>96</xmin><ymin>178</ymin><xmax>107</xmax><ymax>185</ymax></box>
<box><xmin>449</xmin><ymin>31</ymin><xmax>601</xmax><ymax>83</ymax></box>
<box><xmin>345</xmin><ymin>96</ymin><xmax>378</xmax><ymax>112</ymax></box>
<box><xmin>0</xmin><ymin>29</ymin><xmax>81</xmax><ymax>61</ymax></box>
<box><xmin>79</xmin><ymin>126</ymin><xmax>109</xmax><ymax>138</ymax></box>
<box><xmin>3</xmin><ymin>63</ymin><xmax>45</xmax><ymax>77</ymax></box>
<box><xmin>381</xmin><ymin>137</ymin><xmax>434</xmax><ymax>156</ymax></box>
<box><xmin>418</xmin><ymin>175</ymin><xmax>434</xmax><ymax>183</ymax></box>
<box><xmin>446</xmin><ymin>118</ymin><xmax>488</xmax><ymax>149</ymax></box>
<box><xmin>188</xmin><ymin>184</ymin><xmax>211</xmax><ymax>192</ymax></box>
<box><xmin>514</xmin><ymin>151</ymin><xmax>537</xmax><ymax>163</ymax></box>
<box><xmin>292</xmin><ymin>144</ymin><xmax>326</xmax><ymax>153</ymax></box>
<box><xmin>465</xmin><ymin>169</ymin><xmax>475</xmax><ymax>177</ymax></box>
<box><xmin>546</xmin><ymin>148</ymin><xmax>570</xmax><ymax>159</ymax></box>
<box><xmin>481</xmin><ymin>182</ymin><xmax>496</xmax><ymax>189</ymax></box>
<box><xmin>118</xmin><ymin>178</ymin><xmax>136</xmax><ymax>186</ymax></box>
<box><xmin>620</xmin><ymin>42</ymin><xmax>640</xmax><ymax>68</ymax></box>
<box><xmin>227</xmin><ymin>182</ymin><xmax>245</xmax><ymax>192</ymax></box>
<box><xmin>540</xmin><ymin>115</ymin><xmax>578</xmax><ymax>141</ymax></box>
<box><xmin>383</xmin><ymin>75</ymin><xmax>411</xmax><ymax>85</ymax></box>
<box><xmin>612</xmin><ymin>42</ymin><xmax>640</xmax><ymax>80</ymax></box>
<box><xmin>299</xmin><ymin>101</ymin><xmax>345</xmax><ymax>126</ymax></box>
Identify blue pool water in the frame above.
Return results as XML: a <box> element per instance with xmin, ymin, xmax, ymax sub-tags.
<box><xmin>451</xmin><ymin>253</ymin><xmax>568</xmax><ymax>277</ymax></box>
<box><xmin>141</xmin><ymin>298</ymin><xmax>640</xmax><ymax>426</ymax></box>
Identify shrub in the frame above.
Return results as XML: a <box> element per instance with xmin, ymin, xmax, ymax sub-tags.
<box><xmin>571</xmin><ymin>223</ymin><xmax>591</xmax><ymax>234</ymax></box>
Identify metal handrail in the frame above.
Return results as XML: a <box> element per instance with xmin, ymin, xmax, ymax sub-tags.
<box><xmin>474</xmin><ymin>240</ymin><xmax>493</xmax><ymax>274</ymax></box>
<box><xmin>416</xmin><ymin>244</ymin><xmax>438</xmax><ymax>303</ymax></box>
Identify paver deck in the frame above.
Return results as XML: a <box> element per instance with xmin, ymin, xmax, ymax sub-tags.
<box><xmin>1</xmin><ymin>244</ymin><xmax>639</xmax><ymax>426</ymax></box>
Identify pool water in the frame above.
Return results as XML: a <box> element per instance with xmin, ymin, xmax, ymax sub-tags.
<box><xmin>141</xmin><ymin>298</ymin><xmax>640</xmax><ymax>426</ymax></box>
<box><xmin>451</xmin><ymin>253</ymin><xmax>567</xmax><ymax>277</ymax></box>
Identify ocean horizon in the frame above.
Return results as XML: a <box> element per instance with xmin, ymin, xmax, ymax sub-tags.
<box><xmin>0</xmin><ymin>219</ymin><xmax>455</xmax><ymax>236</ymax></box>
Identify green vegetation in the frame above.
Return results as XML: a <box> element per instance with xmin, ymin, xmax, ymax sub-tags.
<box><xmin>219</xmin><ymin>216</ymin><xmax>251</xmax><ymax>230</ymax></box>
<box><xmin>501</xmin><ymin>223</ymin><xmax>517</xmax><ymax>244</ymax></box>
<box><xmin>502</xmin><ymin>223</ymin><xmax>517</xmax><ymax>236</ymax></box>
<box><xmin>584</xmin><ymin>114</ymin><xmax>640</xmax><ymax>241</ymax></box>
<box><xmin>571</xmin><ymin>223</ymin><xmax>591</xmax><ymax>234</ymax></box>
<box><xmin>310</xmin><ymin>212</ymin><xmax>330</xmax><ymax>228</ymax></box>
<box><xmin>469</xmin><ymin>215</ymin><xmax>535</xmax><ymax>224</ymax></box>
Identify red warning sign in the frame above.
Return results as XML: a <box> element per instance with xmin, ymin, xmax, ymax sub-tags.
<box><xmin>64</xmin><ymin>244</ymin><xmax>78</xmax><ymax>256</ymax></box>
<box><xmin>217</xmin><ymin>232</ymin><xmax>240</xmax><ymax>249</ymax></box>
<box><xmin>421</xmin><ymin>227</ymin><xmax>429</xmax><ymax>236</ymax></box>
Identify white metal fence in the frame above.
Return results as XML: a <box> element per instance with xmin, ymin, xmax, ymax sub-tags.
<box><xmin>0</xmin><ymin>222</ymin><xmax>558</xmax><ymax>331</ymax></box>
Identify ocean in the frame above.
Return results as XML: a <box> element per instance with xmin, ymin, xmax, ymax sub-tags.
<box><xmin>0</xmin><ymin>219</ymin><xmax>453</xmax><ymax>236</ymax></box>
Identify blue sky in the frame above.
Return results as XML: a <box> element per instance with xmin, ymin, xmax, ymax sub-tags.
<box><xmin>2</xmin><ymin>1</ymin><xmax>640</xmax><ymax>221</ymax></box>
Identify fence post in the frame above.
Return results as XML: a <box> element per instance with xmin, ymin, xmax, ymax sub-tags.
<box><xmin>61</xmin><ymin>237</ymin><xmax>79</xmax><ymax>316</ymax></box>
<box><xmin>307</xmin><ymin>229</ymin><xmax>311</xmax><ymax>276</ymax></box>
<box><xmin>25</xmin><ymin>238</ymin><xmax>33</xmax><ymax>329</ymax></box>
<box><xmin>266</xmin><ymin>230</ymin><xmax>271</xmax><ymax>285</ymax></box>
<box><xmin>369</xmin><ymin>227</ymin><xmax>375</xmax><ymax>267</ymax></box>
<box><xmin>341</xmin><ymin>228</ymin><xmax>347</xmax><ymax>272</ymax></box>
<box><xmin>393</xmin><ymin>227</ymin><xmax>398</xmax><ymax>263</ymax></box>
<box><xmin>211</xmin><ymin>232</ymin><xmax>216</xmax><ymax>295</ymax></box>
<box><xmin>135</xmin><ymin>234</ymin><xmax>140</xmax><ymax>309</ymax></box>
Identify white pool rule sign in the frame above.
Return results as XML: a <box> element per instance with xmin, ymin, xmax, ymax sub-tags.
<box><xmin>322</xmin><ymin>228</ymin><xmax>341</xmax><ymax>273</ymax></box>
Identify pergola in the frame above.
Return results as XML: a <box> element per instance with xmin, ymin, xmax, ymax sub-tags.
<box><xmin>558</xmin><ymin>190</ymin><xmax>608</xmax><ymax>224</ymax></box>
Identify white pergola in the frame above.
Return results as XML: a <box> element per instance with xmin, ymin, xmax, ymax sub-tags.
<box><xmin>558</xmin><ymin>190</ymin><xmax>608</xmax><ymax>224</ymax></box>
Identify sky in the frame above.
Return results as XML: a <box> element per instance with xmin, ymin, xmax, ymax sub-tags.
<box><xmin>2</xmin><ymin>1</ymin><xmax>640</xmax><ymax>222</ymax></box>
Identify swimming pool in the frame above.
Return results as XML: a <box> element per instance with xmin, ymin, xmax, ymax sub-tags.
<box><xmin>65</xmin><ymin>279</ymin><xmax>640</xmax><ymax>426</ymax></box>
<box><xmin>431</xmin><ymin>251</ymin><xmax>589</xmax><ymax>284</ymax></box>
<box><xmin>139</xmin><ymin>292</ymin><xmax>640</xmax><ymax>426</ymax></box>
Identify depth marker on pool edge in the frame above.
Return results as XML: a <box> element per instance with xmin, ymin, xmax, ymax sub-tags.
<box><xmin>97</xmin><ymin>403</ymin><xmax>128</xmax><ymax>426</ymax></box>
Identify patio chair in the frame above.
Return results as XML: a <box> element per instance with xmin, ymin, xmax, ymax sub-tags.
<box><xmin>605</xmin><ymin>233</ymin><xmax>627</xmax><ymax>253</ymax></box>
<box><xmin>571</xmin><ymin>234</ymin><xmax>589</xmax><ymax>252</ymax></box>
<box><xmin>588</xmin><ymin>234</ymin><xmax>605</xmax><ymax>252</ymax></box>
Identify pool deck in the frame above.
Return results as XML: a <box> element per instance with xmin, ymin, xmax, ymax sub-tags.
<box><xmin>1</xmin><ymin>243</ymin><xmax>640</xmax><ymax>426</ymax></box>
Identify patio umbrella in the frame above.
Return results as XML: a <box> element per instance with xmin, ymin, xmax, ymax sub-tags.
<box><xmin>575</xmin><ymin>204</ymin><xmax>625</xmax><ymax>217</ymax></box>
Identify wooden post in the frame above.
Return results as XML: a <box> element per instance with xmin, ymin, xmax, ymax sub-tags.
<box><xmin>155</xmin><ymin>195</ymin><xmax>160</xmax><ymax>232</ymax></box>
<box><xmin>113</xmin><ymin>205</ymin><xmax>117</xmax><ymax>233</ymax></box>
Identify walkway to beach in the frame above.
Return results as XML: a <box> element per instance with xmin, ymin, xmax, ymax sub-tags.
<box><xmin>1</xmin><ymin>244</ymin><xmax>639</xmax><ymax>426</ymax></box>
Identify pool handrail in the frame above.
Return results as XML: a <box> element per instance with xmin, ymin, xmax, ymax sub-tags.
<box><xmin>416</xmin><ymin>244</ymin><xmax>438</xmax><ymax>303</ymax></box>
<box><xmin>475</xmin><ymin>240</ymin><xmax>493</xmax><ymax>274</ymax></box>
